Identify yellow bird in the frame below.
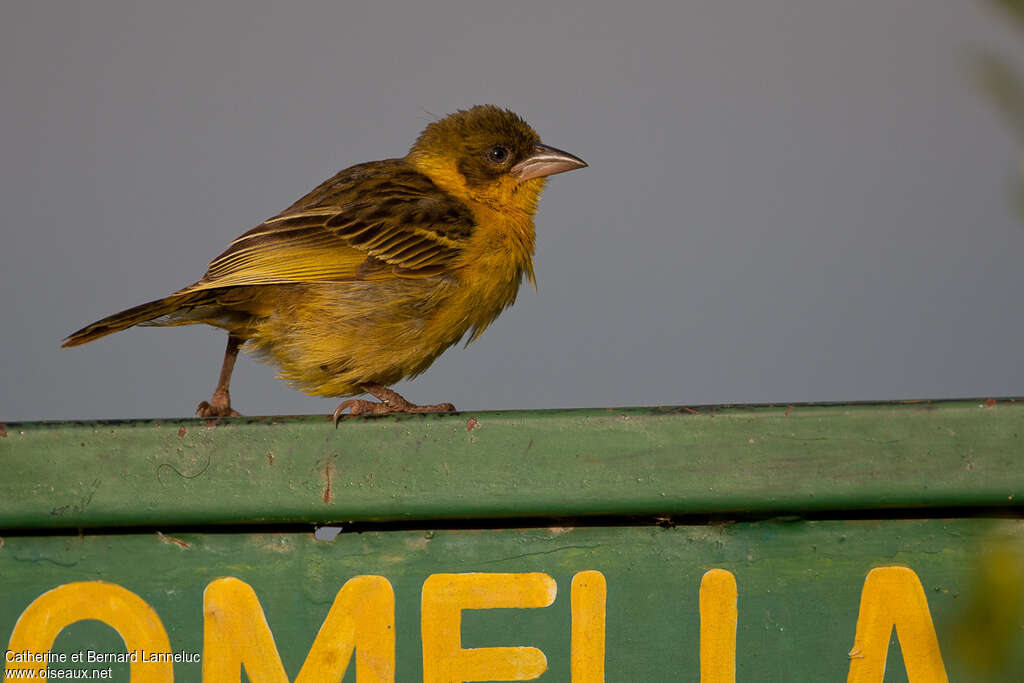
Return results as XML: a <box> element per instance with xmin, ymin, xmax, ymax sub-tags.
<box><xmin>63</xmin><ymin>106</ymin><xmax>587</xmax><ymax>422</ymax></box>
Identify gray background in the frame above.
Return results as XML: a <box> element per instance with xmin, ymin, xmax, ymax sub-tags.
<box><xmin>2</xmin><ymin>1</ymin><xmax>1022</xmax><ymax>421</ymax></box>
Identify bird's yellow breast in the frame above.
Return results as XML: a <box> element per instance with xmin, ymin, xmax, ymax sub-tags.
<box><xmin>410</xmin><ymin>155</ymin><xmax>545</xmax><ymax>341</ymax></box>
<box><xmin>452</xmin><ymin>203</ymin><xmax>536</xmax><ymax>342</ymax></box>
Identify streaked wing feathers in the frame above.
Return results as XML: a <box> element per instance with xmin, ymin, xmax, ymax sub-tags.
<box><xmin>187</xmin><ymin>160</ymin><xmax>474</xmax><ymax>291</ymax></box>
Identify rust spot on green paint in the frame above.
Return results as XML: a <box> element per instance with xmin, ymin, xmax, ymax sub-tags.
<box><xmin>466</xmin><ymin>417</ymin><xmax>479</xmax><ymax>431</ymax></box>
<box><xmin>323</xmin><ymin>464</ymin><xmax>333</xmax><ymax>503</ymax></box>
<box><xmin>177</xmin><ymin>426</ymin><xmax>186</xmax><ymax>437</ymax></box>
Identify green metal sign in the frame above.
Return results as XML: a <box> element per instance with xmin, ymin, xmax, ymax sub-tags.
<box><xmin>2</xmin><ymin>400</ymin><xmax>1022</xmax><ymax>681</ymax></box>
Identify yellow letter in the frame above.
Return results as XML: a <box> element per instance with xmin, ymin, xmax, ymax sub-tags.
<box><xmin>5</xmin><ymin>581</ymin><xmax>173</xmax><ymax>682</ymax></box>
<box><xmin>421</xmin><ymin>572</ymin><xmax>556</xmax><ymax>683</ymax></box>
<box><xmin>571</xmin><ymin>571</ymin><xmax>606</xmax><ymax>683</ymax></box>
<box><xmin>847</xmin><ymin>566</ymin><xmax>949</xmax><ymax>683</ymax></box>
<box><xmin>203</xmin><ymin>575</ymin><xmax>394</xmax><ymax>683</ymax></box>
<box><xmin>699</xmin><ymin>569</ymin><xmax>737</xmax><ymax>683</ymax></box>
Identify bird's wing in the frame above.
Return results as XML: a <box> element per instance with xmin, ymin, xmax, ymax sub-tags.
<box><xmin>181</xmin><ymin>161</ymin><xmax>475</xmax><ymax>292</ymax></box>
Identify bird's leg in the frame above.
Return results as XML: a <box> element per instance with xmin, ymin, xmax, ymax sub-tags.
<box><xmin>333</xmin><ymin>382</ymin><xmax>455</xmax><ymax>425</ymax></box>
<box><xmin>196</xmin><ymin>334</ymin><xmax>243</xmax><ymax>418</ymax></box>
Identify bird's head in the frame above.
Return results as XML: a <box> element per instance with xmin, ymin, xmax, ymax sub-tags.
<box><xmin>407</xmin><ymin>105</ymin><xmax>586</xmax><ymax>214</ymax></box>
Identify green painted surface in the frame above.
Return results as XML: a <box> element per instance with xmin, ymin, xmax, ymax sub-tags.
<box><xmin>1</xmin><ymin>399</ymin><xmax>1022</xmax><ymax>529</ymax></box>
<box><xmin>2</xmin><ymin>399</ymin><xmax>1023</xmax><ymax>681</ymax></box>
<box><xmin>1</xmin><ymin>520</ymin><xmax>1022</xmax><ymax>681</ymax></box>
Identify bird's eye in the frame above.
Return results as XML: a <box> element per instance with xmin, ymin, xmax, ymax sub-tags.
<box><xmin>487</xmin><ymin>146</ymin><xmax>509</xmax><ymax>164</ymax></box>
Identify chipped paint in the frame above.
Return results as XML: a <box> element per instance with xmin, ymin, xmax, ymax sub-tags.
<box><xmin>156</xmin><ymin>531</ymin><xmax>191</xmax><ymax>549</ymax></box>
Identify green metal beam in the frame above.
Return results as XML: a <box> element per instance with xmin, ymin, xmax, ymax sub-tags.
<box><xmin>2</xmin><ymin>399</ymin><xmax>1022</xmax><ymax>530</ymax></box>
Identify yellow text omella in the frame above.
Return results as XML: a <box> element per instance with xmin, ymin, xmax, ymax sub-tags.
<box><xmin>4</xmin><ymin>567</ymin><xmax>947</xmax><ymax>682</ymax></box>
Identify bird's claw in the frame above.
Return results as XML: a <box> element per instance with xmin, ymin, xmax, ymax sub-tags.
<box><xmin>195</xmin><ymin>401</ymin><xmax>241</xmax><ymax>418</ymax></box>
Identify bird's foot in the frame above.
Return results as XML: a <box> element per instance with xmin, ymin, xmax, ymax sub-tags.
<box><xmin>195</xmin><ymin>389</ymin><xmax>240</xmax><ymax>418</ymax></box>
<box><xmin>333</xmin><ymin>385</ymin><xmax>455</xmax><ymax>426</ymax></box>
<box><xmin>332</xmin><ymin>399</ymin><xmax>456</xmax><ymax>424</ymax></box>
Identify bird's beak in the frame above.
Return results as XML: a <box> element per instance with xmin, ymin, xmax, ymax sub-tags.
<box><xmin>511</xmin><ymin>143</ymin><xmax>588</xmax><ymax>181</ymax></box>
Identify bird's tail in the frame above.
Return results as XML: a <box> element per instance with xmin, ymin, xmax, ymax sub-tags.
<box><xmin>62</xmin><ymin>294</ymin><xmax>193</xmax><ymax>347</ymax></box>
